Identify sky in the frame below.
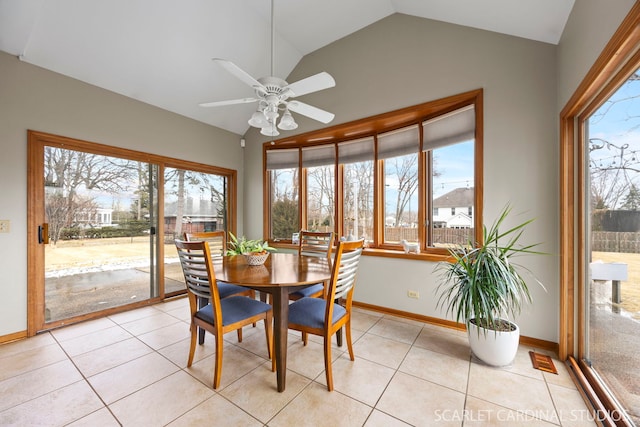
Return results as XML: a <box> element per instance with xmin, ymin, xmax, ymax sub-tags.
<box><xmin>587</xmin><ymin>67</ymin><xmax>640</xmax><ymax>209</ymax></box>
<box><xmin>588</xmin><ymin>70</ymin><xmax>640</xmax><ymax>170</ymax></box>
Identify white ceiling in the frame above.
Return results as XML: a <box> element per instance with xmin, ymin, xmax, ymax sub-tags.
<box><xmin>0</xmin><ymin>0</ymin><xmax>575</xmax><ymax>136</ymax></box>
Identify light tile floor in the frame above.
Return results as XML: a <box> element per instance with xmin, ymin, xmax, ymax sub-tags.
<box><xmin>0</xmin><ymin>298</ymin><xmax>597</xmax><ymax>426</ymax></box>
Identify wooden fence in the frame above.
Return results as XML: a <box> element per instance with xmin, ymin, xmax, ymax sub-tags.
<box><xmin>380</xmin><ymin>227</ymin><xmax>474</xmax><ymax>246</ymax></box>
<box><xmin>591</xmin><ymin>231</ymin><xmax>640</xmax><ymax>253</ymax></box>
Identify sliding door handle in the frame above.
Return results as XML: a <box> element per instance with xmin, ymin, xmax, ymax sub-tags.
<box><xmin>38</xmin><ymin>223</ymin><xmax>49</xmax><ymax>244</ymax></box>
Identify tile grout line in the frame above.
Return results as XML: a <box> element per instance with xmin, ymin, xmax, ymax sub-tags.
<box><xmin>48</xmin><ymin>327</ymin><xmax>123</xmax><ymax>425</ymax></box>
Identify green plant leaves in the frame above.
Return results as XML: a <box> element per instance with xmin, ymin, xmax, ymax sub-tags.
<box><xmin>226</xmin><ymin>232</ymin><xmax>276</xmax><ymax>255</ymax></box>
<box><xmin>435</xmin><ymin>204</ymin><xmax>546</xmax><ymax>334</ymax></box>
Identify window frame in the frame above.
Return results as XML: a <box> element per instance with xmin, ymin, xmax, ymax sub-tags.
<box><xmin>559</xmin><ymin>4</ymin><xmax>640</xmax><ymax>423</ymax></box>
<box><xmin>263</xmin><ymin>89</ymin><xmax>483</xmax><ymax>260</ymax></box>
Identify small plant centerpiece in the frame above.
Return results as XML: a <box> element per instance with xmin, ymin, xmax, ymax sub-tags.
<box><xmin>435</xmin><ymin>205</ymin><xmax>545</xmax><ymax>366</ymax></box>
<box><xmin>227</xmin><ymin>232</ymin><xmax>276</xmax><ymax>265</ymax></box>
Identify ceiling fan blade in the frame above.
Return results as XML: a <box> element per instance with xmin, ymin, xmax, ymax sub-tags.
<box><xmin>288</xmin><ymin>101</ymin><xmax>335</xmax><ymax>124</ymax></box>
<box><xmin>285</xmin><ymin>72</ymin><xmax>336</xmax><ymax>97</ymax></box>
<box><xmin>212</xmin><ymin>58</ymin><xmax>265</xmax><ymax>90</ymax></box>
<box><xmin>199</xmin><ymin>97</ymin><xmax>259</xmax><ymax>108</ymax></box>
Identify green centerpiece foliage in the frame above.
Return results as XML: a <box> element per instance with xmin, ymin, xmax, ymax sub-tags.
<box><xmin>226</xmin><ymin>232</ymin><xmax>276</xmax><ymax>256</ymax></box>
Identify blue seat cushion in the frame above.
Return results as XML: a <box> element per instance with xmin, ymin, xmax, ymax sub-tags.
<box><xmin>195</xmin><ymin>296</ymin><xmax>271</xmax><ymax>326</ymax></box>
<box><xmin>288</xmin><ymin>297</ymin><xmax>346</xmax><ymax>329</ymax></box>
<box><xmin>290</xmin><ymin>283</ymin><xmax>324</xmax><ymax>299</ymax></box>
<box><xmin>216</xmin><ymin>281</ymin><xmax>251</xmax><ymax>299</ymax></box>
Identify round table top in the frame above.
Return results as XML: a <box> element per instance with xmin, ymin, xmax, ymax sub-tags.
<box><xmin>214</xmin><ymin>252</ymin><xmax>331</xmax><ymax>288</ymax></box>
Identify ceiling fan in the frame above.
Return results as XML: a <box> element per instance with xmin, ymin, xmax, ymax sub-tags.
<box><xmin>199</xmin><ymin>0</ymin><xmax>336</xmax><ymax>137</ymax></box>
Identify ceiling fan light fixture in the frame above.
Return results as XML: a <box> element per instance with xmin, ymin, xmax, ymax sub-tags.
<box><xmin>200</xmin><ymin>0</ymin><xmax>335</xmax><ymax>135</ymax></box>
<box><xmin>264</xmin><ymin>104</ymin><xmax>279</xmax><ymax>121</ymax></box>
<box><xmin>261</xmin><ymin>124</ymin><xmax>280</xmax><ymax>137</ymax></box>
<box><xmin>248</xmin><ymin>110</ymin><xmax>269</xmax><ymax>128</ymax></box>
<box><xmin>278</xmin><ymin>110</ymin><xmax>298</xmax><ymax>130</ymax></box>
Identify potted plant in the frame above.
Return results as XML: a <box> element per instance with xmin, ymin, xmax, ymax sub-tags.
<box><xmin>435</xmin><ymin>205</ymin><xmax>545</xmax><ymax>366</ymax></box>
<box><xmin>227</xmin><ymin>232</ymin><xmax>276</xmax><ymax>265</ymax></box>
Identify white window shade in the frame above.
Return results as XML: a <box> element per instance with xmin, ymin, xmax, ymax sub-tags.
<box><xmin>378</xmin><ymin>125</ymin><xmax>419</xmax><ymax>159</ymax></box>
<box><xmin>338</xmin><ymin>137</ymin><xmax>374</xmax><ymax>164</ymax></box>
<box><xmin>423</xmin><ymin>105</ymin><xmax>475</xmax><ymax>151</ymax></box>
<box><xmin>266</xmin><ymin>148</ymin><xmax>299</xmax><ymax>170</ymax></box>
<box><xmin>302</xmin><ymin>145</ymin><xmax>336</xmax><ymax>168</ymax></box>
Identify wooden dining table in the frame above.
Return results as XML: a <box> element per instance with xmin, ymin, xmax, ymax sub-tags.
<box><xmin>213</xmin><ymin>252</ymin><xmax>332</xmax><ymax>392</ymax></box>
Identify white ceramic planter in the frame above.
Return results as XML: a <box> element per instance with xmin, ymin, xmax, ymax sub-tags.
<box><xmin>467</xmin><ymin>319</ymin><xmax>520</xmax><ymax>366</ymax></box>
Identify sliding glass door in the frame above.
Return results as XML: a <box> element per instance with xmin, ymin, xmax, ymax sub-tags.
<box><xmin>163</xmin><ymin>167</ymin><xmax>229</xmax><ymax>296</ymax></box>
<box><xmin>28</xmin><ymin>131</ymin><xmax>237</xmax><ymax>334</ymax></box>
<box><xmin>584</xmin><ymin>67</ymin><xmax>640</xmax><ymax>425</ymax></box>
<box><xmin>42</xmin><ymin>146</ymin><xmax>160</xmax><ymax>323</ymax></box>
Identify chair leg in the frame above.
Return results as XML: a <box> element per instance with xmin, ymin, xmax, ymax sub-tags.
<box><xmin>345</xmin><ymin>320</ymin><xmax>355</xmax><ymax>361</ymax></box>
<box><xmin>324</xmin><ymin>335</ymin><xmax>334</xmax><ymax>391</ymax></box>
<box><xmin>250</xmin><ymin>291</ymin><xmax>257</xmax><ymax>327</ymax></box>
<box><xmin>264</xmin><ymin>315</ymin><xmax>275</xmax><ymax>372</ymax></box>
<box><xmin>213</xmin><ymin>333</ymin><xmax>223</xmax><ymax>389</ymax></box>
<box><xmin>197</xmin><ymin>296</ymin><xmax>207</xmax><ymax>344</ymax></box>
<box><xmin>187</xmin><ymin>322</ymin><xmax>198</xmax><ymax>367</ymax></box>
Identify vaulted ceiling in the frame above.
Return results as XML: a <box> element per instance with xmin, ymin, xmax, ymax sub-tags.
<box><xmin>0</xmin><ymin>0</ymin><xmax>574</xmax><ymax>135</ymax></box>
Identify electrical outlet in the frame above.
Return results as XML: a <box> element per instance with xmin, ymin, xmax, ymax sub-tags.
<box><xmin>407</xmin><ymin>290</ymin><xmax>419</xmax><ymax>299</ymax></box>
<box><xmin>0</xmin><ymin>220</ymin><xmax>9</xmax><ymax>233</ymax></box>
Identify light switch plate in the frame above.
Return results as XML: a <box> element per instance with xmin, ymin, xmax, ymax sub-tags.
<box><xmin>0</xmin><ymin>220</ymin><xmax>10</xmax><ymax>233</ymax></box>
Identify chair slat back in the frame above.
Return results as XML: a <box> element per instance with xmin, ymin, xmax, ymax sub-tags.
<box><xmin>299</xmin><ymin>230</ymin><xmax>333</xmax><ymax>261</ymax></box>
<box><xmin>175</xmin><ymin>239</ymin><xmax>218</xmax><ymax>302</ymax></box>
<box><xmin>328</xmin><ymin>240</ymin><xmax>364</xmax><ymax>301</ymax></box>
<box><xmin>184</xmin><ymin>231</ymin><xmax>227</xmax><ymax>258</ymax></box>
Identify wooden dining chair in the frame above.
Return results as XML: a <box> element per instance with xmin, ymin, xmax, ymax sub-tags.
<box><xmin>175</xmin><ymin>239</ymin><xmax>275</xmax><ymax>389</ymax></box>
<box><xmin>287</xmin><ymin>239</ymin><xmax>364</xmax><ymax>391</ymax></box>
<box><xmin>184</xmin><ymin>231</ymin><xmax>256</xmax><ymax>343</ymax></box>
<box><xmin>290</xmin><ymin>230</ymin><xmax>334</xmax><ymax>300</ymax></box>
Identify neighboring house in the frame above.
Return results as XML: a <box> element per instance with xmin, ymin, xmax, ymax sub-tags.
<box><xmin>433</xmin><ymin>187</ymin><xmax>474</xmax><ymax>228</ymax></box>
<box><xmin>75</xmin><ymin>207</ymin><xmax>114</xmax><ymax>228</ymax></box>
<box><xmin>164</xmin><ymin>214</ymin><xmax>222</xmax><ymax>234</ymax></box>
<box><xmin>164</xmin><ymin>197</ymin><xmax>225</xmax><ymax>234</ymax></box>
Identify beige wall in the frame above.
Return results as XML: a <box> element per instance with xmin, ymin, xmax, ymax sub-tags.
<box><xmin>244</xmin><ymin>13</ymin><xmax>559</xmax><ymax>341</ymax></box>
<box><xmin>0</xmin><ymin>51</ymin><xmax>244</xmax><ymax>336</ymax></box>
<box><xmin>244</xmin><ymin>10</ymin><xmax>636</xmax><ymax>343</ymax></box>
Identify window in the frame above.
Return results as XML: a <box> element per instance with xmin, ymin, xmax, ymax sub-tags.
<box><xmin>426</xmin><ymin>104</ymin><xmax>476</xmax><ymax>247</ymax></box>
<box><xmin>340</xmin><ymin>138</ymin><xmax>374</xmax><ymax>242</ymax></box>
<box><xmin>264</xmin><ymin>90</ymin><xmax>482</xmax><ymax>257</ymax></box>
<box><xmin>380</xmin><ymin>125</ymin><xmax>419</xmax><ymax>245</ymax></box>
<box><xmin>266</xmin><ymin>149</ymin><xmax>300</xmax><ymax>240</ymax></box>
<box><xmin>303</xmin><ymin>145</ymin><xmax>336</xmax><ymax>232</ymax></box>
